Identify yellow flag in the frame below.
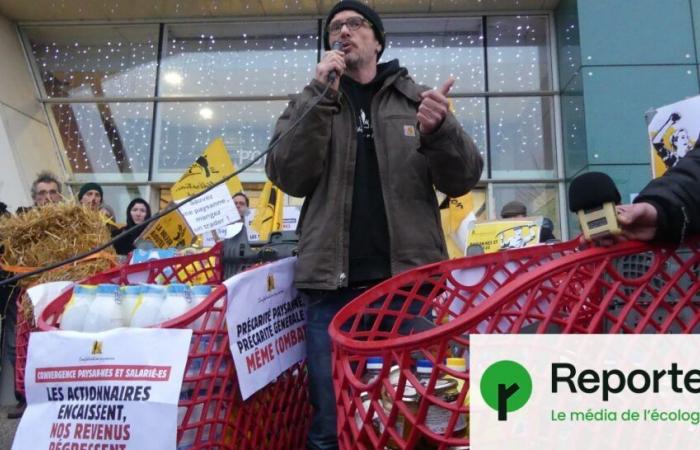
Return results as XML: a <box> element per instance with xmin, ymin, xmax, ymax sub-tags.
<box><xmin>140</xmin><ymin>137</ymin><xmax>240</xmax><ymax>249</ymax></box>
<box><xmin>438</xmin><ymin>192</ymin><xmax>474</xmax><ymax>258</ymax></box>
<box><xmin>170</xmin><ymin>138</ymin><xmax>243</xmax><ymax>201</ymax></box>
<box><xmin>141</xmin><ymin>205</ymin><xmax>195</xmax><ymax>249</ymax></box>
<box><xmin>447</xmin><ymin>193</ymin><xmax>474</xmax><ymax>234</ymax></box>
<box><xmin>440</xmin><ymin>208</ymin><xmax>463</xmax><ymax>259</ymax></box>
<box><xmin>251</xmin><ymin>181</ymin><xmax>284</xmax><ymax>241</ymax></box>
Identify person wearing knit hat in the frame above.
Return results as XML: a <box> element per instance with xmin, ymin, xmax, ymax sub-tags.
<box><xmin>266</xmin><ymin>2</ymin><xmax>483</xmax><ymax>448</ymax></box>
<box><xmin>78</xmin><ymin>182</ymin><xmax>103</xmax><ymax>210</ymax></box>
<box><xmin>323</xmin><ymin>0</ymin><xmax>385</xmax><ymax>61</ymax></box>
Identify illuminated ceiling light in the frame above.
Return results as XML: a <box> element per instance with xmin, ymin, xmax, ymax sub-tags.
<box><xmin>164</xmin><ymin>71</ymin><xmax>183</xmax><ymax>85</ymax></box>
<box><xmin>199</xmin><ymin>107</ymin><xmax>214</xmax><ymax>120</ymax></box>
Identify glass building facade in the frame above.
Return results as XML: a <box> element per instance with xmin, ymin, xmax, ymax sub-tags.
<box><xmin>20</xmin><ymin>13</ymin><xmax>564</xmax><ymax>236</ymax></box>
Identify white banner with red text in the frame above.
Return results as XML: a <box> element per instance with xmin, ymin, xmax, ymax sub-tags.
<box><xmin>13</xmin><ymin>328</ymin><xmax>191</xmax><ymax>450</ymax></box>
<box><xmin>223</xmin><ymin>257</ymin><xmax>305</xmax><ymax>400</ymax></box>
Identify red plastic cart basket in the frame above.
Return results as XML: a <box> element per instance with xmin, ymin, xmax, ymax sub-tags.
<box><xmin>15</xmin><ymin>246</ymin><xmax>220</xmax><ymax>397</ymax></box>
<box><xmin>14</xmin><ymin>288</ymin><xmax>29</xmax><ymax>397</ymax></box>
<box><xmin>329</xmin><ymin>239</ymin><xmax>700</xmax><ymax>450</ymax></box>
<box><xmin>35</xmin><ymin>245</ymin><xmax>311</xmax><ymax>450</ymax></box>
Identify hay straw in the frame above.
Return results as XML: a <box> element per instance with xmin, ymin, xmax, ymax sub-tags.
<box><xmin>20</xmin><ymin>290</ymin><xmax>35</xmax><ymax>327</ymax></box>
<box><xmin>0</xmin><ymin>202</ymin><xmax>117</xmax><ymax>300</ymax></box>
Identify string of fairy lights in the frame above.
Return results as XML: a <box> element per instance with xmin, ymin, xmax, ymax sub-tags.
<box><xmin>24</xmin><ymin>14</ymin><xmax>559</xmax><ymax>223</ymax></box>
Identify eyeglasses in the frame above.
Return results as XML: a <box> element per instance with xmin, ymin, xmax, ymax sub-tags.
<box><xmin>327</xmin><ymin>16</ymin><xmax>370</xmax><ymax>35</ymax></box>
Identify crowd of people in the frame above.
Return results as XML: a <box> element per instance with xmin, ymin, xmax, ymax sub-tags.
<box><xmin>9</xmin><ymin>173</ymin><xmax>154</xmax><ymax>256</ymax></box>
<box><xmin>0</xmin><ymin>172</ymin><xmax>156</xmax><ymax>419</ymax></box>
<box><xmin>0</xmin><ymin>171</ymin><xmax>258</xmax><ymax>420</ymax></box>
<box><xmin>1</xmin><ymin>2</ymin><xmax>699</xmax><ymax>445</ymax></box>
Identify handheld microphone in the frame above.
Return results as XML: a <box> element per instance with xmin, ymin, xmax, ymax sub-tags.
<box><xmin>328</xmin><ymin>41</ymin><xmax>343</xmax><ymax>83</ymax></box>
<box><xmin>568</xmin><ymin>172</ymin><xmax>622</xmax><ymax>241</ymax></box>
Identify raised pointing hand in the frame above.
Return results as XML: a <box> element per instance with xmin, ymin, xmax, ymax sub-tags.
<box><xmin>417</xmin><ymin>77</ymin><xmax>455</xmax><ymax>135</ymax></box>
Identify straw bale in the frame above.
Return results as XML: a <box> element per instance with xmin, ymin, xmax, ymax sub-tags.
<box><xmin>0</xmin><ymin>202</ymin><xmax>117</xmax><ymax>292</ymax></box>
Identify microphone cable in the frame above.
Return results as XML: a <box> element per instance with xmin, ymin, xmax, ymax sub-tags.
<box><xmin>0</xmin><ymin>81</ymin><xmax>335</xmax><ymax>287</ymax></box>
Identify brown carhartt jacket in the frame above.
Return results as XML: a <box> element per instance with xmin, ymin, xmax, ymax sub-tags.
<box><xmin>266</xmin><ymin>64</ymin><xmax>483</xmax><ymax>290</ymax></box>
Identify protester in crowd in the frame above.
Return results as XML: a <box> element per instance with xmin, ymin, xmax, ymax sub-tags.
<box><xmin>265</xmin><ymin>2</ymin><xmax>482</xmax><ymax>448</ymax></box>
<box><xmin>500</xmin><ymin>200</ymin><xmax>556</xmax><ymax>242</ymax></box>
<box><xmin>0</xmin><ymin>201</ymin><xmax>8</xmax><ymax>218</ymax></box>
<box><xmin>233</xmin><ymin>192</ymin><xmax>250</xmax><ymax>221</ymax></box>
<box><xmin>113</xmin><ymin>198</ymin><xmax>152</xmax><ymax>255</ymax></box>
<box><xmin>78</xmin><ymin>182</ymin><xmax>103</xmax><ymax>210</ymax></box>
<box><xmin>231</xmin><ymin>191</ymin><xmax>261</xmax><ymax>241</ymax></box>
<box><xmin>15</xmin><ymin>171</ymin><xmax>64</xmax><ymax>214</ymax></box>
<box><xmin>617</xmin><ymin>149</ymin><xmax>700</xmax><ymax>243</ymax></box>
<box><xmin>31</xmin><ymin>171</ymin><xmax>63</xmax><ymax>207</ymax></box>
<box><xmin>500</xmin><ymin>200</ymin><xmax>527</xmax><ymax>219</ymax></box>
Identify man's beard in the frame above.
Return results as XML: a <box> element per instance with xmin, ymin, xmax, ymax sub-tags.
<box><xmin>345</xmin><ymin>54</ymin><xmax>360</xmax><ymax>71</ymax></box>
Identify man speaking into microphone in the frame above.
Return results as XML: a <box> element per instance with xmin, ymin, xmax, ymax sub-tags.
<box><xmin>266</xmin><ymin>1</ymin><xmax>483</xmax><ymax>448</ymax></box>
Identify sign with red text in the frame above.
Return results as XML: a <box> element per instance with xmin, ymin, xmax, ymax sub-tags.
<box><xmin>13</xmin><ymin>328</ymin><xmax>191</xmax><ymax>450</ymax></box>
<box><xmin>223</xmin><ymin>257</ymin><xmax>305</xmax><ymax>400</ymax></box>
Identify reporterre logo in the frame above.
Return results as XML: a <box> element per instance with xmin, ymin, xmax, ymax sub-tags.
<box><xmin>480</xmin><ymin>359</ymin><xmax>533</xmax><ymax>421</ymax></box>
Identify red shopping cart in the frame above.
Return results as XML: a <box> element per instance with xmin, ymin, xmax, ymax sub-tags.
<box><xmin>15</xmin><ymin>246</ymin><xmax>220</xmax><ymax>397</ymax></box>
<box><xmin>13</xmin><ymin>289</ymin><xmax>30</xmax><ymax>397</ymax></box>
<box><xmin>36</xmin><ymin>243</ymin><xmax>311</xmax><ymax>450</ymax></box>
<box><xmin>329</xmin><ymin>239</ymin><xmax>700</xmax><ymax>449</ymax></box>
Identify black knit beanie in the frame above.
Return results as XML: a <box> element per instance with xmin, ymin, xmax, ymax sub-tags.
<box><xmin>323</xmin><ymin>0</ymin><xmax>385</xmax><ymax>60</ymax></box>
<box><xmin>78</xmin><ymin>182</ymin><xmax>103</xmax><ymax>201</ymax></box>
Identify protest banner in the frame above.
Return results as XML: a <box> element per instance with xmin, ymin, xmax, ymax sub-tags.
<box><xmin>250</xmin><ymin>181</ymin><xmax>284</xmax><ymax>241</ymax></box>
<box><xmin>178</xmin><ymin>183</ymin><xmax>239</xmax><ymax>236</ymax></box>
<box><xmin>438</xmin><ymin>191</ymin><xmax>486</xmax><ymax>258</ymax></box>
<box><xmin>442</xmin><ymin>192</ymin><xmax>475</xmax><ymax>258</ymax></box>
<box><xmin>13</xmin><ymin>328</ymin><xmax>191</xmax><ymax>450</ymax></box>
<box><xmin>282</xmin><ymin>206</ymin><xmax>300</xmax><ymax>232</ymax></box>
<box><xmin>140</xmin><ymin>207</ymin><xmax>195</xmax><ymax>249</ymax></box>
<box><xmin>141</xmin><ymin>138</ymin><xmax>243</xmax><ymax>249</ymax></box>
<box><xmin>223</xmin><ymin>257</ymin><xmax>305</xmax><ymax>400</ymax></box>
<box><xmin>170</xmin><ymin>138</ymin><xmax>243</xmax><ymax>201</ymax></box>
<box><xmin>465</xmin><ymin>217</ymin><xmax>543</xmax><ymax>254</ymax></box>
<box><xmin>647</xmin><ymin>95</ymin><xmax>700</xmax><ymax>178</ymax></box>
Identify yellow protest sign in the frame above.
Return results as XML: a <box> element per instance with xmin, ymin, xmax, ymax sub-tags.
<box><xmin>141</xmin><ymin>206</ymin><xmax>195</xmax><ymax>249</ymax></box>
<box><xmin>171</xmin><ymin>138</ymin><xmax>243</xmax><ymax>201</ymax></box>
<box><xmin>439</xmin><ymin>191</ymin><xmax>486</xmax><ymax>258</ymax></box>
<box><xmin>465</xmin><ymin>218</ymin><xmax>542</xmax><ymax>254</ymax></box>
<box><xmin>141</xmin><ymin>138</ymin><xmax>242</xmax><ymax>249</ymax></box>
<box><xmin>250</xmin><ymin>180</ymin><xmax>284</xmax><ymax>241</ymax></box>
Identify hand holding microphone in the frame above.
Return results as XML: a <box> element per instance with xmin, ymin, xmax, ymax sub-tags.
<box><xmin>315</xmin><ymin>41</ymin><xmax>345</xmax><ymax>88</ymax></box>
<box><xmin>615</xmin><ymin>203</ymin><xmax>659</xmax><ymax>241</ymax></box>
<box><xmin>568</xmin><ymin>172</ymin><xmax>622</xmax><ymax>242</ymax></box>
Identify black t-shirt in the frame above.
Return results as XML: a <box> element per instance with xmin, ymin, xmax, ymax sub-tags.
<box><xmin>341</xmin><ymin>61</ymin><xmax>401</xmax><ymax>284</ymax></box>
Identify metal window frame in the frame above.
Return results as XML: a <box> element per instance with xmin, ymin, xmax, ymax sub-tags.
<box><xmin>18</xmin><ymin>10</ymin><xmax>568</xmax><ymax>238</ymax></box>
